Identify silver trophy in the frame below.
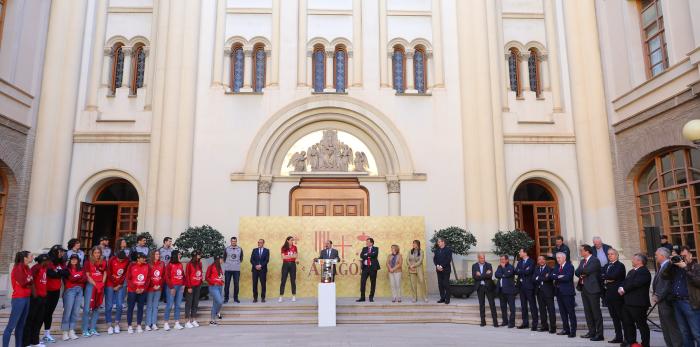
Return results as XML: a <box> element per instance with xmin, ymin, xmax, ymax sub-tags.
<box><xmin>316</xmin><ymin>258</ymin><xmax>338</xmax><ymax>283</ymax></box>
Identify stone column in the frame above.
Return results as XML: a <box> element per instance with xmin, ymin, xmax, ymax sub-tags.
<box><xmin>242</xmin><ymin>50</ymin><xmax>253</xmax><ymax>91</ymax></box>
<box><xmin>121</xmin><ymin>47</ymin><xmax>133</xmax><ymax>94</ymax></box>
<box><xmin>297</xmin><ymin>0</ymin><xmax>307</xmax><ymax>87</ymax></box>
<box><xmin>24</xmin><ymin>0</ymin><xmax>89</xmax><ymax>251</ymax></box>
<box><xmin>544</xmin><ymin>0</ymin><xmax>563</xmax><ymax>112</ymax></box>
<box><xmin>562</xmin><ymin>0</ymin><xmax>620</xmax><ymax>248</ymax></box>
<box><xmin>430</xmin><ymin>0</ymin><xmax>444</xmax><ymax>88</ymax></box>
<box><xmin>405</xmin><ymin>51</ymin><xmax>415</xmax><ymax>93</ymax></box>
<box><xmin>325</xmin><ymin>50</ymin><xmax>334</xmax><ymax>92</ymax></box>
<box><xmin>85</xmin><ymin>0</ymin><xmax>108</xmax><ymax>111</ymax></box>
<box><xmin>270</xmin><ymin>0</ymin><xmax>280</xmax><ymax>86</ymax></box>
<box><xmin>379</xmin><ymin>0</ymin><xmax>388</xmax><ymax>87</ymax></box>
<box><xmin>211</xmin><ymin>0</ymin><xmax>226</xmax><ymax>86</ymax></box>
<box><xmin>387</xmin><ymin>179</ymin><xmax>401</xmax><ymax>216</ymax></box>
<box><xmin>257</xmin><ymin>178</ymin><xmax>272</xmax><ymax>216</ymax></box>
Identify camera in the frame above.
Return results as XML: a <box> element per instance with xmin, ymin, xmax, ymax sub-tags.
<box><xmin>671</xmin><ymin>255</ymin><xmax>682</xmax><ymax>263</ymax></box>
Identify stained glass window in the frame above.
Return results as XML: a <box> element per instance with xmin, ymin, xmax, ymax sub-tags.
<box><xmin>130</xmin><ymin>45</ymin><xmax>146</xmax><ymax>95</ymax></box>
<box><xmin>414</xmin><ymin>49</ymin><xmax>426</xmax><ymax>93</ymax></box>
<box><xmin>392</xmin><ymin>47</ymin><xmax>405</xmax><ymax>93</ymax></box>
<box><xmin>110</xmin><ymin>44</ymin><xmax>124</xmax><ymax>94</ymax></box>
<box><xmin>334</xmin><ymin>48</ymin><xmax>346</xmax><ymax>93</ymax></box>
<box><xmin>254</xmin><ymin>46</ymin><xmax>266</xmax><ymax>92</ymax></box>
<box><xmin>508</xmin><ymin>49</ymin><xmax>520</xmax><ymax>96</ymax></box>
<box><xmin>313</xmin><ymin>46</ymin><xmax>325</xmax><ymax>92</ymax></box>
<box><xmin>528</xmin><ymin>49</ymin><xmax>541</xmax><ymax>97</ymax></box>
<box><xmin>231</xmin><ymin>45</ymin><xmax>244</xmax><ymax>93</ymax></box>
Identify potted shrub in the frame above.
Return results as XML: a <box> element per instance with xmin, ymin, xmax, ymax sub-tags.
<box><xmin>430</xmin><ymin>226</ymin><xmax>477</xmax><ymax>299</ymax></box>
<box><xmin>491</xmin><ymin>230</ymin><xmax>535</xmax><ymax>261</ymax></box>
<box><xmin>175</xmin><ymin>225</ymin><xmax>226</xmax><ymax>299</ymax></box>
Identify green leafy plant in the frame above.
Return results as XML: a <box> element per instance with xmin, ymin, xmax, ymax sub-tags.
<box><xmin>174</xmin><ymin>225</ymin><xmax>226</xmax><ymax>259</ymax></box>
<box><xmin>430</xmin><ymin>226</ymin><xmax>477</xmax><ymax>281</ymax></box>
<box><xmin>492</xmin><ymin>230</ymin><xmax>534</xmax><ymax>260</ymax></box>
<box><xmin>449</xmin><ymin>278</ymin><xmax>475</xmax><ymax>285</ymax></box>
<box><xmin>123</xmin><ymin>232</ymin><xmax>158</xmax><ymax>251</ymax></box>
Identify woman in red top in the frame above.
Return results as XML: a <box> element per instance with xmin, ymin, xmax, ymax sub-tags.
<box><xmin>184</xmin><ymin>250</ymin><xmax>203</xmax><ymax>328</ymax></box>
<box><xmin>3</xmin><ymin>251</ymin><xmax>32</xmax><ymax>347</ymax></box>
<box><xmin>126</xmin><ymin>252</ymin><xmax>150</xmax><ymax>333</ymax></box>
<box><xmin>145</xmin><ymin>249</ymin><xmax>164</xmax><ymax>331</ymax></box>
<box><xmin>42</xmin><ymin>245</ymin><xmax>67</xmax><ymax>343</ymax></box>
<box><xmin>82</xmin><ymin>247</ymin><xmax>106</xmax><ymax>337</ymax></box>
<box><xmin>23</xmin><ymin>254</ymin><xmax>50</xmax><ymax>347</ymax></box>
<box><xmin>279</xmin><ymin>236</ymin><xmax>298</xmax><ymax>302</ymax></box>
<box><xmin>105</xmin><ymin>250</ymin><xmax>129</xmax><ymax>335</ymax></box>
<box><xmin>164</xmin><ymin>250</ymin><xmax>184</xmax><ymax>331</ymax></box>
<box><xmin>206</xmin><ymin>254</ymin><xmax>225</xmax><ymax>326</ymax></box>
<box><xmin>60</xmin><ymin>254</ymin><xmax>85</xmax><ymax>341</ymax></box>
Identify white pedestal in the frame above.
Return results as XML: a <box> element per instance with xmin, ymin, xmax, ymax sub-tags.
<box><xmin>317</xmin><ymin>283</ymin><xmax>336</xmax><ymax>327</ymax></box>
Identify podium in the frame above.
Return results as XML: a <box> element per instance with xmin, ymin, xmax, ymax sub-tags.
<box><xmin>316</xmin><ymin>258</ymin><xmax>337</xmax><ymax>327</ymax></box>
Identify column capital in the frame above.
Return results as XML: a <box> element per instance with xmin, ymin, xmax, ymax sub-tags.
<box><xmin>258</xmin><ymin>178</ymin><xmax>272</xmax><ymax>194</ymax></box>
<box><xmin>386</xmin><ymin>179</ymin><xmax>400</xmax><ymax>193</ymax></box>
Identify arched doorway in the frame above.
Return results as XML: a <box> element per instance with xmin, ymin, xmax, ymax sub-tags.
<box><xmin>513</xmin><ymin>179</ymin><xmax>561</xmax><ymax>258</ymax></box>
<box><xmin>78</xmin><ymin>179</ymin><xmax>139</xmax><ymax>249</ymax></box>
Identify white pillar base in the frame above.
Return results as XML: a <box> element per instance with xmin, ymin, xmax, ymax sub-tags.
<box><xmin>318</xmin><ymin>283</ymin><xmax>336</xmax><ymax>327</ymax></box>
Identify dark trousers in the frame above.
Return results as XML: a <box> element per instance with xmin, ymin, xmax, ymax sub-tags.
<box><xmin>252</xmin><ymin>270</ymin><xmax>267</xmax><ymax>300</ymax></box>
<box><xmin>360</xmin><ymin>266</ymin><xmax>378</xmax><ymax>300</ymax></box>
<box><xmin>622</xmin><ymin>305</ymin><xmax>650</xmax><ymax>347</ymax></box>
<box><xmin>436</xmin><ymin>269</ymin><xmax>450</xmax><ymax>301</ymax></box>
<box><xmin>22</xmin><ymin>296</ymin><xmax>45</xmax><ymax>347</ymax></box>
<box><xmin>224</xmin><ymin>270</ymin><xmax>240</xmax><ymax>301</ymax></box>
<box><xmin>607</xmin><ymin>297</ymin><xmax>625</xmax><ymax>341</ymax></box>
<box><xmin>126</xmin><ymin>292</ymin><xmax>146</xmax><ymax>325</ymax></box>
<box><xmin>280</xmin><ymin>262</ymin><xmax>297</xmax><ymax>295</ymax></box>
<box><xmin>498</xmin><ymin>291</ymin><xmax>516</xmax><ymax>327</ymax></box>
<box><xmin>657</xmin><ymin>299</ymin><xmax>683</xmax><ymax>347</ymax></box>
<box><xmin>477</xmin><ymin>285</ymin><xmax>498</xmax><ymax>325</ymax></box>
<box><xmin>184</xmin><ymin>285</ymin><xmax>201</xmax><ymax>319</ymax></box>
<box><xmin>557</xmin><ymin>294</ymin><xmax>576</xmax><ymax>334</ymax></box>
<box><xmin>42</xmin><ymin>290</ymin><xmax>60</xmax><ymax>331</ymax></box>
<box><xmin>519</xmin><ymin>289</ymin><xmax>538</xmax><ymax>327</ymax></box>
<box><xmin>536</xmin><ymin>291</ymin><xmax>556</xmax><ymax>331</ymax></box>
<box><xmin>581</xmin><ymin>289</ymin><xmax>604</xmax><ymax>338</ymax></box>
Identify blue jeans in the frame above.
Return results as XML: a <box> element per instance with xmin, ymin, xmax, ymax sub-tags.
<box><xmin>3</xmin><ymin>297</ymin><xmax>29</xmax><ymax>347</ymax></box>
<box><xmin>104</xmin><ymin>285</ymin><xmax>126</xmax><ymax>324</ymax></box>
<box><xmin>126</xmin><ymin>292</ymin><xmax>146</xmax><ymax>325</ymax></box>
<box><xmin>61</xmin><ymin>287</ymin><xmax>83</xmax><ymax>331</ymax></box>
<box><xmin>82</xmin><ymin>283</ymin><xmax>100</xmax><ymax>332</ymax></box>
<box><xmin>209</xmin><ymin>285</ymin><xmax>223</xmax><ymax>320</ymax></box>
<box><xmin>674</xmin><ymin>299</ymin><xmax>700</xmax><ymax>347</ymax></box>
<box><xmin>164</xmin><ymin>285</ymin><xmax>183</xmax><ymax>322</ymax></box>
<box><xmin>224</xmin><ymin>271</ymin><xmax>240</xmax><ymax>301</ymax></box>
<box><xmin>145</xmin><ymin>290</ymin><xmax>161</xmax><ymax>326</ymax></box>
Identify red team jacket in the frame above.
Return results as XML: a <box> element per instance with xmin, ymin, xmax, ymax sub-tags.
<box><xmin>11</xmin><ymin>264</ymin><xmax>32</xmax><ymax>299</ymax></box>
<box><xmin>107</xmin><ymin>257</ymin><xmax>129</xmax><ymax>288</ymax></box>
<box><xmin>205</xmin><ymin>264</ymin><xmax>224</xmax><ymax>286</ymax></box>
<box><xmin>31</xmin><ymin>264</ymin><xmax>48</xmax><ymax>298</ymax></box>
<box><xmin>148</xmin><ymin>260</ymin><xmax>165</xmax><ymax>292</ymax></box>
<box><xmin>126</xmin><ymin>262</ymin><xmax>150</xmax><ymax>292</ymax></box>
<box><xmin>165</xmin><ymin>262</ymin><xmax>185</xmax><ymax>288</ymax></box>
<box><xmin>185</xmin><ymin>261</ymin><xmax>203</xmax><ymax>288</ymax></box>
<box><xmin>64</xmin><ymin>266</ymin><xmax>86</xmax><ymax>289</ymax></box>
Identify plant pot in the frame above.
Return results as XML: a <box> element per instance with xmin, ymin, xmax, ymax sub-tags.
<box><xmin>449</xmin><ymin>284</ymin><xmax>475</xmax><ymax>299</ymax></box>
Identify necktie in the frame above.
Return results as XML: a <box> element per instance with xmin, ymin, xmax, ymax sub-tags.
<box><xmin>559</xmin><ymin>265</ymin><xmax>563</xmax><ymax>273</ymax></box>
<box><xmin>327</xmin><ymin>249</ymin><xmax>330</xmax><ymax>258</ymax></box>
<box><xmin>367</xmin><ymin>248</ymin><xmax>372</xmax><ymax>266</ymax></box>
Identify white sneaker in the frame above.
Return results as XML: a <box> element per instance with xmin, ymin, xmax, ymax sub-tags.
<box><xmin>107</xmin><ymin>326</ymin><xmax>114</xmax><ymax>335</ymax></box>
<box><xmin>152</xmin><ymin>324</ymin><xmax>159</xmax><ymax>331</ymax></box>
<box><xmin>174</xmin><ymin>322</ymin><xmax>184</xmax><ymax>330</ymax></box>
<box><xmin>114</xmin><ymin>325</ymin><xmax>120</xmax><ymax>334</ymax></box>
<box><xmin>184</xmin><ymin>321</ymin><xmax>193</xmax><ymax>329</ymax></box>
<box><xmin>278</xmin><ymin>297</ymin><xmax>283</xmax><ymax>303</ymax></box>
<box><xmin>292</xmin><ymin>296</ymin><xmax>296</xmax><ymax>302</ymax></box>
<box><xmin>145</xmin><ymin>325</ymin><xmax>151</xmax><ymax>331</ymax></box>
<box><xmin>163</xmin><ymin>322</ymin><xmax>171</xmax><ymax>331</ymax></box>
<box><xmin>35</xmin><ymin>343</ymin><xmax>46</xmax><ymax>347</ymax></box>
<box><xmin>68</xmin><ymin>330</ymin><xmax>78</xmax><ymax>340</ymax></box>
<box><xmin>137</xmin><ymin>325</ymin><xmax>143</xmax><ymax>333</ymax></box>
<box><xmin>127</xmin><ymin>326</ymin><xmax>133</xmax><ymax>334</ymax></box>
<box><xmin>62</xmin><ymin>332</ymin><xmax>69</xmax><ymax>341</ymax></box>
<box><xmin>192</xmin><ymin>320</ymin><xmax>199</xmax><ymax>327</ymax></box>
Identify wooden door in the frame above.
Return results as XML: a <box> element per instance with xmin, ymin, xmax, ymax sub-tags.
<box><xmin>290</xmin><ymin>178</ymin><xmax>368</xmax><ymax>216</ymax></box>
<box><xmin>116</xmin><ymin>203</ymin><xmax>138</xmax><ymax>241</ymax></box>
<box><xmin>514</xmin><ymin>201</ymin><xmax>560</xmax><ymax>258</ymax></box>
<box><xmin>296</xmin><ymin>199</ymin><xmax>364</xmax><ymax>216</ymax></box>
<box><xmin>78</xmin><ymin>202</ymin><xmax>96</xmax><ymax>248</ymax></box>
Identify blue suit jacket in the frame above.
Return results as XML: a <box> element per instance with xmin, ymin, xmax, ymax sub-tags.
<box><xmin>495</xmin><ymin>263</ymin><xmax>516</xmax><ymax>295</ymax></box>
<box><xmin>515</xmin><ymin>258</ymin><xmax>535</xmax><ymax>291</ymax></box>
<box><xmin>250</xmin><ymin>247</ymin><xmax>269</xmax><ymax>272</ymax></box>
<box><xmin>553</xmin><ymin>262</ymin><xmax>575</xmax><ymax>296</ymax></box>
<box><xmin>534</xmin><ymin>264</ymin><xmax>555</xmax><ymax>298</ymax></box>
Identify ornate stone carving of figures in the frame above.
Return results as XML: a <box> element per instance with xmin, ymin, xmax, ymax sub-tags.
<box><xmin>288</xmin><ymin>151</ymin><xmax>307</xmax><ymax>172</ymax></box>
<box><xmin>353</xmin><ymin>151</ymin><xmax>369</xmax><ymax>172</ymax></box>
<box><xmin>339</xmin><ymin>144</ymin><xmax>352</xmax><ymax>171</ymax></box>
<box><xmin>308</xmin><ymin>144</ymin><xmax>319</xmax><ymax>170</ymax></box>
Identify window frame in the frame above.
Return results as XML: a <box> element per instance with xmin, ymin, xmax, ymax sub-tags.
<box><xmin>638</xmin><ymin>0</ymin><xmax>669</xmax><ymax>78</ymax></box>
<box><xmin>333</xmin><ymin>45</ymin><xmax>348</xmax><ymax>93</ymax></box>
<box><xmin>413</xmin><ymin>46</ymin><xmax>428</xmax><ymax>94</ymax></box>
<box><xmin>229</xmin><ymin>43</ymin><xmax>244</xmax><ymax>93</ymax></box>
<box><xmin>508</xmin><ymin>48</ymin><xmax>522</xmax><ymax>98</ymax></box>
<box><xmin>391</xmin><ymin>45</ymin><xmax>406</xmax><ymax>93</ymax></box>
<box><xmin>109</xmin><ymin>43</ymin><xmax>125</xmax><ymax>96</ymax></box>
<box><xmin>312</xmin><ymin>44</ymin><xmax>326</xmax><ymax>92</ymax></box>
<box><xmin>252</xmin><ymin>43</ymin><xmax>266</xmax><ymax>93</ymax></box>
<box><xmin>528</xmin><ymin>48</ymin><xmax>542</xmax><ymax>98</ymax></box>
<box><xmin>129</xmin><ymin>44</ymin><xmax>146</xmax><ymax>96</ymax></box>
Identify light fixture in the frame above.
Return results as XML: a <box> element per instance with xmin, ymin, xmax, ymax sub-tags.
<box><xmin>682</xmin><ymin>120</ymin><xmax>700</xmax><ymax>146</ymax></box>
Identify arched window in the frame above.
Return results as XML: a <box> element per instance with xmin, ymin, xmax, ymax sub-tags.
<box><xmin>312</xmin><ymin>44</ymin><xmax>325</xmax><ymax>92</ymax></box>
<box><xmin>109</xmin><ymin>43</ymin><xmax>125</xmax><ymax>95</ymax></box>
<box><xmin>130</xmin><ymin>44</ymin><xmax>146</xmax><ymax>96</ymax></box>
<box><xmin>253</xmin><ymin>44</ymin><xmax>266</xmax><ymax>93</ymax></box>
<box><xmin>413</xmin><ymin>46</ymin><xmax>427</xmax><ymax>93</ymax></box>
<box><xmin>636</xmin><ymin>148</ymin><xmax>700</xmax><ymax>254</ymax></box>
<box><xmin>392</xmin><ymin>45</ymin><xmax>405</xmax><ymax>93</ymax></box>
<box><xmin>333</xmin><ymin>45</ymin><xmax>347</xmax><ymax>93</ymax></box>
<box><xmin>0</xmin><ymin>0</ymin><xmax>8</xmax><ymax>50</ymax></box>
<box><xmin>528</xmin><ymin>48</ymin><xmax>541</xmax><ymax>98</ymax></box>
<box><xmin>0</xmin><ymin>170</ymin><xmax>7</xmax><ymax>246</ymax></box>
<box><xmin>230</xmin><ymin>43</ymin><xmax>244</xmax><ymax>93</ymax></box>
<box><xmin>508</xmin><ymin>48</ymin><xmax>521</xmax><ymax>97</ymax></box>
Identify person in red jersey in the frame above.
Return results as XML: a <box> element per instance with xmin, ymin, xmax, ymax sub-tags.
<box><xmin>145</xmin><ymin>249</ymin><xmax>165</xmax><ymax>331</ymax></box>
<box><xmin>184</xmin><ymin>250</ymin><xmax>203</xmax><ymax>328</ymax></box>
<box><xmin>23</xmin><ymin>254</ymin><xmax>50</xmax><ymax>347</ymax></box>
<box><xmin>82</xmin><ymin>247</ymin><xmax>106</xmax><ymax>337</ymax></box>
<box><xmin>206</xmin><ymin>254</ymin><xmax>225</xmax><ymax>326</ymax></box>
<box><xmin>126</xmin><ymin>252</ymin><xmax>151</xmax><ymax>333</ymax></box>
<box><xmin>105</xmin><ymin>250</ymin><xmax>129</xmax><ymax>335</ymax></box>
<box><xmin>42</xmin><ymin>245</ymin><xmax>68</xmax><ymax>344</ymax></box>
<box><xmin>164</xmin><ymin>250</ymin><xmax>185</xmax><ymax>331</ymax></box>
<box><xmin>279</xmin><ymin>236</ymin><xmax>298</xmax><ymax>302</ymax></box>
<box><xmin>61</xmin><ymin>254</ymin><xmax>85</xmax><ymax>341</ymax></box>
<box><xmin>3</xmin><ymin>251</ymin><xmax>33</xmax><ymax>347</ymax></box>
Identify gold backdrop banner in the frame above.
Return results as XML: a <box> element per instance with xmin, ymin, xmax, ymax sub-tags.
<box><xmin>238</xmin><ymin>216</ymin><xmax>426</xmax><ymax>298</ymax></box>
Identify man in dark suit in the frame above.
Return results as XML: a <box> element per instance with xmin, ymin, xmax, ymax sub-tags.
<box><xmin>592</xmin><ymin>237</ymin><xmax>611</xmax><ymax>308</ymax></box>
<box><xmin>495</xmin><ymin>255</ymin><xmax>516</xmax><ymax>328</ymax></box>
<box><xmin>472</xmin><ymin>252</ymin><xmax>498</xmax><ymax>327</ymax></box>
<box><xmin>316</xmin><ymin>240</ymin><xmax>341</xmax><ymax>281</ymax></box>
<box><xmin>250</xmin><ymin>239</ymin><xmax>270</xmax><ymax>303</ymax></box>
<box><xmin>619</xmin><ymin>253</ymin><xmax>652</xmax><ymax>347</ymax></box>
<box><xmin>575</xmin><ymin>244</ymin><xmax>604</xmax><ymax>341</ymax></box>
<box><xmin>553</xmin><ymin>252</ymin><xmax>576</xmax><ymax>338</ymax></box>
<box><xmin>357</xmin><ymin>237</ymin><xmax>379</xmax><ymax>302</ymax></box>
<box><xmin>652</xmin><ymin>247</ymin><xmax>683</xmax><ymax>347</ymax></box>
<box><xmin>433</xmin><ymin>237</ymin><xmax>452</xmax><ymax>304</ymax></box>
<box><xmin>551</xmin><ymin>235</ymin><xmax>570</xmax><ymax>262</ymax></box>
<box><xmin>601</xmin><ymin>247</ymin><xmax>627</xmax><ymax>344</ymax></box>
<box><xmin>515</xmin><ymin>248</ymin><xmax>537</xmax><ymax>330</ymax></box>
<box><xmin>534</xmin><ymin>255</ymin><xmax>556</xmax><ymax>333</ymax></box>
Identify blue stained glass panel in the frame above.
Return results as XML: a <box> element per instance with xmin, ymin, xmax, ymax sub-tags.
<box><xmin>528</xmin><ymin>52</ymin><xmax>538</xmax><ymax>94</ymax></box>
<box><xmin>313</xmin><ymin>50</ymin><xmax>325</xmax><ymax>92</ymax></box>
<box><xmin>392</xmin><ymin>50</ymin><xmax>404</xmax><ymax>93</ymax></box>
<box><xmin>135</xmin><ymin>48</ymin><xmax>146</xmax><ymax>89</ymax></box>
<box><xmin>414</xmin><ymin>51</ymin><xmax>426</xmax><ymax>93</ymax></box>
<box><xmin>114</xmin><ymin>47</ymin><xmax>124</xmax><ymax>90</ymax></box>
<box><xmin>233</xmin><ymin>48</ymin><xmax>244</xmax><ymax>92</ymax></box>
<box><xmin>508</xmin><ymin>53</ymin><xmax>518</xmax><ymax>93</ymax></box>
<box><xmin>254</xmin><ymin>49</ymin><xmax>266</xmax><ymax>92</ymax></box>
<box><xmin>335</xmin><ymin>50</ymin><xmax>346</xmax><ymax>93</ymax></box>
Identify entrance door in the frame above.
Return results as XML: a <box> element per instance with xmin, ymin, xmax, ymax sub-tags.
<box><xmin>79</xmin><ymin>179</ymin><xmax>139</xmax><ymax>249</ymax></box>
<box><xmin>290</xmin><ymin>178</ymin><xmax>368</xmax><ymax>216</ymax></box>
<box><xmin>513</xmin><ymin>180</ymin><xmax>561</xmax><ymax>258</ymax></box>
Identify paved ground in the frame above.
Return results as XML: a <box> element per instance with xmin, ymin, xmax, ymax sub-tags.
<box><xmin>22</xmin><ymin>323</ymin><xmax>665</xmax><ymax>347</ymax></box>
